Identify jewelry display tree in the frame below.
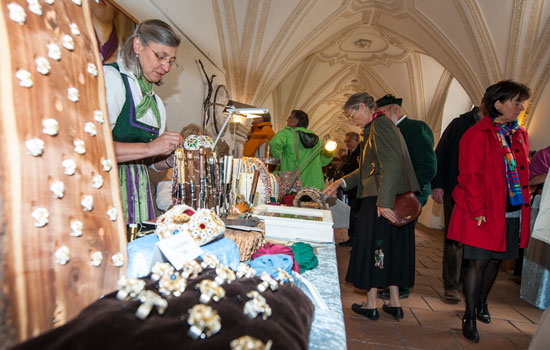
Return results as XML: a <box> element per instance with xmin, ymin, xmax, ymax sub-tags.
<box><xmin>0</xmin><ymin>0</ymin><xmax>126</xmax><ymax>346</ymax></box>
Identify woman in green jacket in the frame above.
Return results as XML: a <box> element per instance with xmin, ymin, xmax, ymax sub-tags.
<box><xmin>269</xmin><ymin>110</ymin><xmax>333</xmax><ymax>190</ymax></box>
<box><xmin>323</xmin><ymin>92</ymin><xmax>419</xmax><ymax>321</ymax></box>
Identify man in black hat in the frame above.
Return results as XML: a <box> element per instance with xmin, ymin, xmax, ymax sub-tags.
<box><xmin>375</xmin><ymin>94</ymin><xmax>437</xmax><ymax>300</ymax></box>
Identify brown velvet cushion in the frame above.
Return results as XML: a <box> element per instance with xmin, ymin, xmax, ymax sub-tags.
<box><xmin>13</xmin><ymin>269</ymin><xmax>314</xmax><ymax>350</ymax></box>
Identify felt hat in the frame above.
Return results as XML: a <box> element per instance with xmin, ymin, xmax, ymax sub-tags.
<box><xmin>375</xmin><ymin>94</ymin><xmax>402</xmax><ymax>108</ymax></box>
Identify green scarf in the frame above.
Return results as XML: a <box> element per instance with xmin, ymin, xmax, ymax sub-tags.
<box><xmin>136</xmin><ymin>75</ymin><xmax>161</xmax><ymax>127</ymax></box>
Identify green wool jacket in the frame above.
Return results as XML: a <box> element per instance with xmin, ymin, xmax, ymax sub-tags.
<box><xmin>397</xmin><ymin>117</ymin><xmax>437</xmax><ymax>206</ymax></box>
<box><xmin>269</xmin><ymin>126</ymin><xmax>333</xmax><ymax>190</ymax></box>
<box><xmin>342</xmin><ymin>115</ymin><xmax>420</xmax><ymax>208</ymax></box>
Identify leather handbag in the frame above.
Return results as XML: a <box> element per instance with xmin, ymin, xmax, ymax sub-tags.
<box><xmin>392</xmin><ymin>190</ymin><xmax>422</xmax><ymax>227</ymax></box>
<box><xmin>368</xmin><ymin>118</ymin><xmax>421</xmax><ymax>227</ymax></box>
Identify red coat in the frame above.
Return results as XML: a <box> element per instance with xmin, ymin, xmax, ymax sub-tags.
<box><xmin>447</xmin><ymin>116</ymin><xmax>531</xmax><ymax>251</ymax></box>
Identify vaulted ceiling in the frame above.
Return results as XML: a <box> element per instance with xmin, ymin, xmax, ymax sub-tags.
<box><xmin>118</xmin><ymin>0</ymin><xmax>550</xmax><ymax>149</ymax></box>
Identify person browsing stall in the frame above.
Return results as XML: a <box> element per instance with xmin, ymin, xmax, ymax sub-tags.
<box><xmin>323</xmin><ymin>92</ymin><xmax>419</xmax><ymax>321</ymax></box>
<box><xmin>269</xmin><ymin>110</ymin><xmax>333</xmax><ymax>190</ymax></box>
<box><xmin>103</xmin><ymin>19</ymin><xmax>183</xmax><ymax>225</ymax></box>
<box><xmin>243</xmin><ymin>113</ymin><xmax>275</xmax><ymax>158</ymax></box>
<box><xmin>374</xmin><ymin>94</ymin><xmax>437</xmax><ymax>300</ymax></box>
<box><xmin>447</xmin><ymin>80</ymin><xmax>531</xmax><ymax>343</ymax></box>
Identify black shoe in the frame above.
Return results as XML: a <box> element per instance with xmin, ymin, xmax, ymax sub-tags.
<box><xmin>339</xmin><ymin>239</ymin><xmax>353</xmax><ymax>246</ymax></box>
<box><xmin>382</xmin><ymin>304</ymin><xmax>404</xmax><ymax>320</ymax></box>
<box><xmin>477</xmin><ymin>302</ymin><xmax>491</xmax><ymax>324</ymax></box>
<box><xmin>379</xmin><ymin>288</ymin><xmax>410</xmax><ymax>300</ymax></box>
<box><xmin>351</xmin><ymin>303</ymin><xmax>379</xmax><ymax>320</ymax></box>
<box><xmin>462</xmin><ymin>316</ymin><xmax>479</xmax><ymax>343</ymax></box>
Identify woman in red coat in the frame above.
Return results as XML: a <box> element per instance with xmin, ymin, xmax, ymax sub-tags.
<box><xmin>448</xmin><ymin>80</ymin><xmax>531</xmax><ymax>343</ymax></box>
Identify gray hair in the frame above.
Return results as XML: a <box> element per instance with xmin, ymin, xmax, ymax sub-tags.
<box><xmin>120</xmin><ymin>19</ymin><xmax>181</xmax><ymax>79</ymax></box>
<box><xmin>343</xmin><ymin>92</ymin><xmax>376</xmax><ymax>110</ymax></box>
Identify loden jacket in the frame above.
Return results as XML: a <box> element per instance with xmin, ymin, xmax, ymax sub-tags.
<box><xmin>397</xmin><ymin>117</ymin><xmax>437</xmax><ymax>206</ymax></box>
<box><xmin>342</xmin><ymin>115</ymin><xmax>419</xmax><ymax>209</ymax></box>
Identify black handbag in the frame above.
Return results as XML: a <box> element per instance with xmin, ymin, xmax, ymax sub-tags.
<box><xmin>368</xmin><ymin>119</ymin><xmax>421</xmax><ymax>227</ymax></box>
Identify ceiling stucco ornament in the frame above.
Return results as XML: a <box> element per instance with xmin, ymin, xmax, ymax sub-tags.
<box><xmin>353</xmin><ymin>39</ymin><xmax>372</xmax><ymax>49</ymax></box>
<box><xmin>317</xmin><ymin>26</ymin><xmax>409</xmax><ymax>65</ymax></box>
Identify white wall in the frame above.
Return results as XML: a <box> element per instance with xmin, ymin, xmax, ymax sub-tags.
<box><xmin>439</xmin><ymin>78</ymin><xmax>473</xmax><ymax>138</ymax></box>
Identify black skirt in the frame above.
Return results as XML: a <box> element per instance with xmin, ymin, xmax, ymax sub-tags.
<box><xmin>345</xmin><ymin>196</ymin><xmax>416</xmax><ymax>290</ymax></box>
<box><xmin>463</xmin><ymin>217</ymin><xmax>520</xmax><ymax>260</ymax></box>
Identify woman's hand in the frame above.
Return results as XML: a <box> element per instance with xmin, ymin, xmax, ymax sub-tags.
<box><xmin>322</xmin><ymin>179</ymin><xmax>343</xmax><ymax>196</ymax></box>
<box><xmin>474</xmin><ymin>216</ymin><xmax>486</xmax><ymax>226</ymax></box>
<box><xmin>148</xmin><ymin>132</ymin><xmax>183</xmax><ymax>155</ymax></box>
<box><xmin>377</xmin><ymin>207</ymin><xmax>397</xmax><ymax>224</ymax></box>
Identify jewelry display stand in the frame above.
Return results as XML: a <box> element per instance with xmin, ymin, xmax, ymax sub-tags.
<box><xmin>0</xmin><ymin>1</ymin><xmax>127</xmax><ymax>345</ymax></box>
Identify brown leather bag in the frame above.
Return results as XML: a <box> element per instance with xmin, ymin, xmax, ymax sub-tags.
<box><xmin>392</xmin><ymin>190</ymin><xmax>422</xmax><ymax>227</ymax></box>
<box><xmin>368</xmin><ymin>118</ymin><xmax>422</xmax><ymax>227</ymax></box>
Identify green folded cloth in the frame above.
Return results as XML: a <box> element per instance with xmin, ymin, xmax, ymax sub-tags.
<box><xmin>290</xmin><ymin>242</ymin><xmax>318</xmax><ymax>272</ymax></box>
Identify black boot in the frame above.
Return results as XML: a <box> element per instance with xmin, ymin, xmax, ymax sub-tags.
<box><xmin>462</xmin><ymin>316</ymin><xmax>479</xmax><ymax>343</ymax></box>
<box><xmin>477</xmin><ymin>302</ymin><xmax>491</xmax><ymax>324</ymax></box>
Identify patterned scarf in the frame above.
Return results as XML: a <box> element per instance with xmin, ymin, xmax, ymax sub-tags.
<box><xmin>136</xmin><ymin>75</ymin><xmax>161</xmax><ymax>127</ymax></box>
<box><xmin>494</xmin><ymin>120</ymin><xmax>525</xmax><ymax>206</ymax></box>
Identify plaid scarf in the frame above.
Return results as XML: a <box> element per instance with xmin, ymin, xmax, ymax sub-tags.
<box><xmin>494</xmin><ymin>120</ymin><xmax>525</xmax><ymax>206</ymax></box>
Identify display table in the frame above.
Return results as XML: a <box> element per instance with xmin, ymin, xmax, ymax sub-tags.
<box><xmin>302</xmin><ymin>243</ymin><xmax>347</xmax><ymax>350</ymax></box>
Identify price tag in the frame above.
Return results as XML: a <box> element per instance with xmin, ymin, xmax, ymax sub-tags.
<box><xmin>151</xmin><ymin>233</ymin><xmax>203</xmax><ymax>270</ymax></box>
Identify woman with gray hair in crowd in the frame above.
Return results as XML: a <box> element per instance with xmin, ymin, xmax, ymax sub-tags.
<box><xmin>323</xmin><ymin>92</ymin><xmax>419</xmax><ymax>321</ymax></box>
<box><xmin>104</xmin><ymin>19</ymin><xmax>183</xmax><ymax>225</ymax></box>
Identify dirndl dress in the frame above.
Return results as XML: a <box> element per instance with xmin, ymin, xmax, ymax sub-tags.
<box><xmin>109</xmin><ymin>63</ymin><xmax>160</xmax><ymax>224</ymax></box>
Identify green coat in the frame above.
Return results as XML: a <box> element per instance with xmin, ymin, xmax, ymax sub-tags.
<box><xmin>397</xmin><ymin>117</ymin><xmax>437</xmax><ymax>206</ymax></box>
<box><xmin>269</xmin><ymin>126</ymin><xmax>332</xmax><ymax>190</ymax></box>
<box><xmin>342</xmin><ymin>115</ymin><xmax>420</xmax><ymax>208</ymax></box>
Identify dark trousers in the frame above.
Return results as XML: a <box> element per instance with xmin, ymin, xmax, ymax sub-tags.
<box><xmin>442</xmin><ymin>192</ymin><xmax>463</xmax><ymax>290</ymax></box>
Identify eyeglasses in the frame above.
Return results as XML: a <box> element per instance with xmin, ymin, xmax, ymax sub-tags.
<box><xmin>344</xmin><ymin>107</ymin><xmax>358</xmax><ymax>121</ymax></box>
<box><xmin>149</xmin><ymin>46</ymin><xmax>178</xmax><ymax>68</ymax></box>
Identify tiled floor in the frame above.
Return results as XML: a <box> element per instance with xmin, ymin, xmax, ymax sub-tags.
<box><xmin>333</xmin><ymin>224</ymin><xmax>543</xmax><ymax>349</ymax></box>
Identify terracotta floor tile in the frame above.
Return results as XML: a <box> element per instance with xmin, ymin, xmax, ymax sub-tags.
<box><xmin>506</xmin><ymin>334</ymin><xmax>532</xmax><ymax>349</ymax></box>
<box><xmin>409</xmin><ymin>309</ymin><xmax>462</xmax><ymax>330</ymax></box>
<box><xmin>410</xmin><ymin>284</ymin><xmax>442</xmax><ymax>299</ymax></box>
<box><xmin>344</xmin><ymin>315</ymin><xmax>405</xmax><ymax>346</ymax></box>
<box><xmin>476</xmin><ymin>318</ymin><xmax>524</xmax><ymax>337</ymax></box>
<box><xmin>417</xmin><ymin>258</ymin><xmax>442</xmax><ymax>270</ymax></box>
<box><xmin>482</xmin><ymin>303</ymin><xmax>531</xmax><ymax>323</ymax></box>
<box><xmin>510</xmin><ymin>320</ymin><xmax>539</xmax><ymax>337</ymax></box>
<box><xmin>454</xmin><ymin>330</ymin><xmax>517</xmax><ymax>349</ymax></box>
<box><xmin>511</xmin><ymin>304</ymin><xmax>544</xmax><ymax>324</ymax></box>
<box><xmin>399</xmin><ymin>294</ymin><xmax>432</xmax><ymax>311</ymax></box>
<box><xmin>423</xmin><ymin>296</ymin><xmax>465</xmax><ymax>313</ymax></box>
<box><xmin>397</xmin><ymin>323</ymin><xmax>463</xmax><ymax>349</ymax></box>
<box><xmin>346</xmin><ymin>339</ymin><xmax>378</xmax><ymax>350</ymax></box>
<box><xmin>416</xmin><ymin>267</ymin><xmax>442</xmax><ymax>278</ymax></box>
<box><xmin>414</xmin><ymin>274</ymin><xmax>442</xmax><ymax>286</ymax></box>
